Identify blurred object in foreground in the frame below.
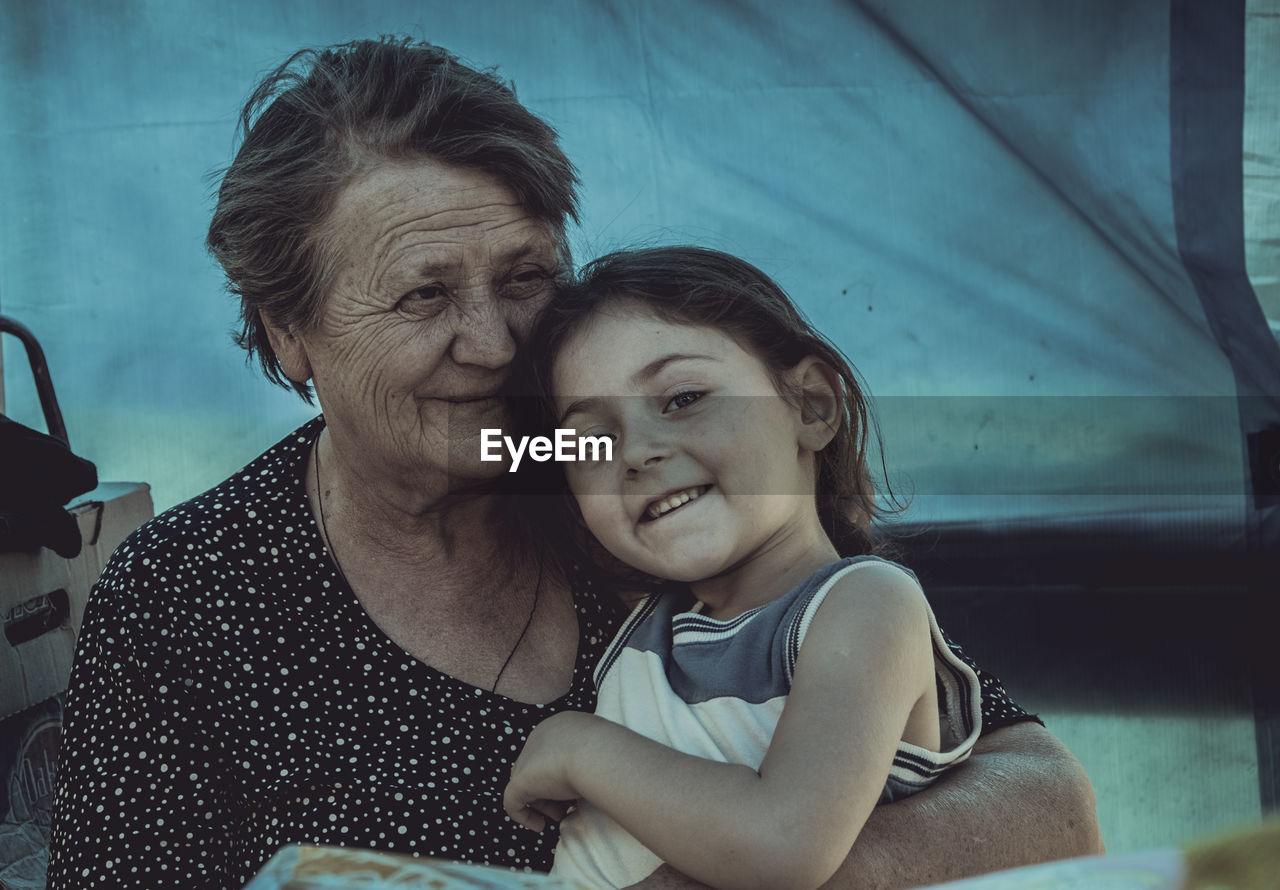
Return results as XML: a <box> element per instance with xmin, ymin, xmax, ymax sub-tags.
<box><xmin>1182</xmin><ymin>819</ymin><xmax>1280</xmax><ymax>890</ymax></box>
<box><xmin>243</xmin><ymin>844</ymin><xmax>594</xmax><ymax>890</ymax></box>
<box><xmin>915</xmin><ymin>818</ymin><xmax>1280</xmax><ymax>889</ymax></box>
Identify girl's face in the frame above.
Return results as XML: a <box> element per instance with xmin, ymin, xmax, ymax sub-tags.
<box><xmin>552</xmin><ymin>299</ymin><xmax>832</xmax><ymax>591</ymax></box>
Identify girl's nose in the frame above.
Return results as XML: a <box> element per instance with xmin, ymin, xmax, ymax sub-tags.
<box><xmin>621</xmin><ymin>424</ymin><xmax>673</xmax><ymax>475</ymax></box>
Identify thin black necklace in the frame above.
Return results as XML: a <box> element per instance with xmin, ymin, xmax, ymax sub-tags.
<box><xmin>312</xmin><ymin>435</ymin><xmax>542</xmax><ymax>694</ymax></box>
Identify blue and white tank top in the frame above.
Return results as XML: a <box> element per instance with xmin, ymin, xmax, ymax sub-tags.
<box><xmin>552</xmin><ymin>556</ymin><xmax>984</xmax><ymax>889</ymax></box>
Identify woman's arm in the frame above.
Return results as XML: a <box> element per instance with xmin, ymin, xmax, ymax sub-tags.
<box><xmin>505</xmin><ymin>567</ymin><xmax>939</xmax><ymax>890</ymax></box>
<box><xmin>624</xmin><ymin>721</ymin><xmax>1104</xmax><ymax>890</ymax></box>
<box><xmin>820</xmin><ymin>720</ymin><xmax>1104</xmax><ymax>888</ymax></box>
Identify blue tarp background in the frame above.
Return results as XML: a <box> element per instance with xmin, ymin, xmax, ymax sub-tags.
<box><xmin>2</xmin><ymin>0</ymin><xmax>1277</xmax><ymax>550</ymax></box>
<box><xmin>2</xmin><ymin>1</ymin><xmax>1278</xmax><ymax>867</ymax></box>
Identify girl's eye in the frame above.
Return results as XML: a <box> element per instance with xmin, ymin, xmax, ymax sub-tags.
<box><xmin>566</xmin><ymin>430</ymin><xmax>615</xmax><ymax>474</ymax></box>
<box><xmin>664</xmin><ymin>390</ymin><xmax>705</xmax><ymax>412</ymax></box>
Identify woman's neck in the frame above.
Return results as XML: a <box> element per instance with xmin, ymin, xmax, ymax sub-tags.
<box><xmin>305</xmin><ymin>425</ymin><xmax>580</xmax><ymax>705</ymax></box>
<box><xmin>309</xmin><ymin>427</ymin><xmax>517</xmax><ymax>592</ymax></box>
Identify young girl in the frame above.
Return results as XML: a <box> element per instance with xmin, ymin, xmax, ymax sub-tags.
<box><xmin>502</xmin><ymin>246</ymin><xmax>982</xmax><ymax>890</ymax></box>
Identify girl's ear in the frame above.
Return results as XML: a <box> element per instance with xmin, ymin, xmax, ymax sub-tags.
<box><xmin>261</xmin><ymin>312</ymin><xmax>314</xmax><ymax>384</ymax></box>
<box><xmin>789</xmin><ymin>356</ymin><xmax>841</xmax><ymax>452</ymax></box>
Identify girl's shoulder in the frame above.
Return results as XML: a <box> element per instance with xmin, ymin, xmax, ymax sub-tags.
<box><xmin>783</xmin><ymin>555</ymin><xmax>922</xmax><ymax>620</ymax></box>
<box><xmin>826</xmin><ymin>554</ymin><xmax>921</xmax><ymax>587</ymax></box>
<box><xmin>781</xmin><ymin>555</ymin><xmax>929</xmax><ymax>681</ymax></box>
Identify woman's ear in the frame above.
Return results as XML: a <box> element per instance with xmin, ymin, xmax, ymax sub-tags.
<box><xmin>788</xmin><ymin>356</ymin><xmax>841</xmax><ymax>452</ymax></box>
<box><xmin>261</xmin><ymin>312</ymin><xmax>314</xmax><ymax>384</ymax></box>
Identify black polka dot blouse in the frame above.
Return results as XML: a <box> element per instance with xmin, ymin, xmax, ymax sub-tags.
<box><xmin>46</xmin><ymin>417</ymin><xmax>1034</xmax><ymax>890</ymax></box>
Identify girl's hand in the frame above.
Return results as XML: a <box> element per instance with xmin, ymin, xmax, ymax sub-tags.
<box><xmin>503</xmin><ymin>710</ymin><xmax>602</xmax><ymax>831</ymax></box>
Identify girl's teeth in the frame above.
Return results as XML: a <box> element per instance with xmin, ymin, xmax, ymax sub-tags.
<box><xmin>648</xmin><ymin>487</ymin><xmax>704</xmax><ymax>519</ymax></box>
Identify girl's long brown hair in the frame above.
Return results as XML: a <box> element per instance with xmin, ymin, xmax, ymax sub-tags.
<box><xmin>516</xmin><ymin>246</ymin><xmax>898</xmax><ymax>584</ymax></box>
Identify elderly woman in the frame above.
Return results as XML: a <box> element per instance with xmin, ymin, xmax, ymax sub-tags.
<box><xmin>47</xmin><ymin>37</ymin><xmax>1101</xmax><ymax>890</ymax></box>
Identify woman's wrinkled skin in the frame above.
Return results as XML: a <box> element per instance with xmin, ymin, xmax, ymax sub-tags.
<box><xmin>264</xmin><ymin>157</ymin><xmax>580</xmax><ymax>703</ymax></box>
<box><xmin>267</xmin><ymin>158</ymin><xmax>564</xmax><ymax>504</ymax></box>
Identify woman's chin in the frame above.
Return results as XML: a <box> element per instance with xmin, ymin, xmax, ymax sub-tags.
<box><xmin>430</xmin><ymin>405</ymin><xmax>517</xmax><ymax>484</ymax></box>
<box><xmin>442</xmin><ymin>447</ymin><xmax>512</xmax><ymax>488</ymax></box>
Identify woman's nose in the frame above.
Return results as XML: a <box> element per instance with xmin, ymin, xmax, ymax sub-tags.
<box><xmin>449</xmin><ymin>292</ymin><xmax>517</xmax><ymax>369</ymax></box>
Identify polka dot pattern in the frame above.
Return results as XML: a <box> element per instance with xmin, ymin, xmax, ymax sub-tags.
<box><xmin>45</xmin><ymin>416</ymin><xmax>1031</xmax><ymax>889</ymax></box>
<box><xmin>941</xmin><ymin>629</ymin><xmax>1042</xmax><ymax>732</ymax></box>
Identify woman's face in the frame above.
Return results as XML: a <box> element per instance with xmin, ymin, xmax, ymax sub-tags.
<box><xmin>274</xmin><ymin>158</ymin><xmax>563</xmax><ymax>495</ymax></box>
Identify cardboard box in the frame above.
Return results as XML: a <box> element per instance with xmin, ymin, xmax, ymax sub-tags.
<box><xmin>0</xmin><ymin>482</ymin><xmax>152</xmax><ymax>888</ymax></box>
<box><xmin>1</xmin><ymin>482</ymin><xmax>153</xmax><ymax>720</ymax></box>
<box><xmin>0</xmin><ymin>696</ymin><xmax>61</xmax><ymax>890</ymax></box>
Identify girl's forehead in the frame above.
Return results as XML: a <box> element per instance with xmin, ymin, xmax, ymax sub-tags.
<box><xmin>555</xmin><ymin>301</ymin><xmax>720</xmax><ymax>369</ymax></box>
<box><xmin>573</xmin><ymin>296</ymin><xmax>671</xmax><ymax>333</ymax></box>
<box><xmin>550</xmin><ymin>299</ymin><xmax>775</xmax><ymax>397</ymax></box>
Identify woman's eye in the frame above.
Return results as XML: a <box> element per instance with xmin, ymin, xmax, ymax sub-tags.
<box><xmin>502</xmin><ymin>267</ymin><xmax>552</xmax><ymax>299</ymax></box>
<box><xmin>398</xmin><ymin>285</ymin><xmax>448</xmax><ymax>309</ymax></box>
<box><xmin>664</xmin><ymin>390</ymin><xmax>705</xmax><ymax>412</ymax></box>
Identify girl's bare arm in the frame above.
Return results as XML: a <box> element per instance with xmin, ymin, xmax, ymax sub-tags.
<box><xmin>626</xmin><ymin>722</ymin><xmax>1103</xmax><ymax>890</ymax></box>
<box><xmin>505</xmin><ymin>564</ymin><xmax>939</xmax><ymax>890</ymax></box>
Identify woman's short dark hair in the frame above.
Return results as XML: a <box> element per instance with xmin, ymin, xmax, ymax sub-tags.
<box><xmin>207</xmin><ymin>36</ymin><xmax>580</xmax><ymax>401</ymax></box>
<box><xmin>529</xmin><ymin>245</ymin><xmax>896</xmax><ymax>561</ymax></box>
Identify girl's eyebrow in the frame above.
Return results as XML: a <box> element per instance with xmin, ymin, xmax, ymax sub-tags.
<box><xmin>557</xmin><ymin>353</ymin><xmax>717</xmax><ymax>426</ymax></box>
<box><xmin>630</xmin><ymin>353</ymin><xmax>716</xmax><ymax>386</ymax></box>
<box><xmin>559</xmin><ymin>397</ymin><xmax>599</xmax><ymax>427</ymax></box>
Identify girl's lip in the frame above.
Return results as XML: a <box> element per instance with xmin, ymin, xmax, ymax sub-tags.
<box><xmin>640</xmin><ymin>484</ymin><xmax>713</xmax><ymax>522</ymax></box>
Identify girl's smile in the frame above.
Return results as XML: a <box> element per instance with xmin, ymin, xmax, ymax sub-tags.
<box><xmin>640</xmin><ymin>483</ymin><xmax>713</xmax><ymax>522</ymax></box>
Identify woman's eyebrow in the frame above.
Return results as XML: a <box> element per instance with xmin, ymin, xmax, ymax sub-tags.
<box><xmin>409</xmin><ymin>233</ymin><xmax>557</xmax><ymax>278</ymax></box>
<box><xmin>495</xmin><ymin>233</ymin><xmax>558</xmax><ymax>265</ymax></box>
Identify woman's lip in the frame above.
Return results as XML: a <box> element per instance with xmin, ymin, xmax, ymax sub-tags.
<box><xmin>431</xmin><ymin>394</ymin><xmax>503</xmax><ymax>404</ymax></box>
